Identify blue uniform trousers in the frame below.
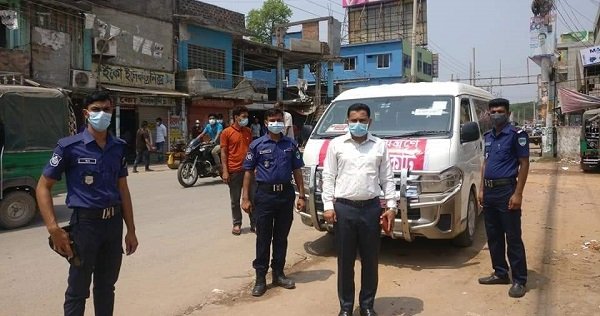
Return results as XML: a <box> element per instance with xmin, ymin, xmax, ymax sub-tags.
<box><xmin>65</xmin><ymin>211</ymin><xmax>123</xmax><ymax>316</ymax></box>
<box><xmin>483</xmin><ymin>184</ymin><xmax>527</xmax><ymax>285</ymax></box>
<box><xmin>252</xmin><ymin>185</ymin><xmax>295</xmax><ymax>275</ymax></box>
<box><xmin>334</xmin><ymin>199</ymin><xmax>381</xmax><ymax>311</ymax></box>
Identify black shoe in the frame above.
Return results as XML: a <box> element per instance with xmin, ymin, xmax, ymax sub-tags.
<box><xmin>360</xmin><ymin>308</ymin><xmax>378</xmax><ymax>316</ymax></box>
<box><xmin>132</xmin><ymin>169</ymin><xmax>138</xmax><ymax>173</ymax></box>
<box><xmin>478</xmin><ymin>273</ymin><xmax>510</xmax><ymax>285</ymax></box>
<box><xmin>252</xmin><ymin>274</ymin><xmax>267</xmax><ymax>297</ymax></box>
<box><xmin>508</xmin><ymin>283</ymin><xmax>526</xmax><ymax>298</ymax></box>
<box><xmin>338</xmin><ymin>311</ymin><xmax>352</xmax><ymax>316</ymax></box>
<box><xmin>272</xmin><ymin>271</ymin><xmax>295</xmax><ymax>289</ymax></box>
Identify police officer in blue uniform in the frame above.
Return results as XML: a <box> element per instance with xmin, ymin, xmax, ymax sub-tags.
<box><xmin>36</xmin><ymin>91</ymin><xmax>139</xmax><ymax>316</ymax></box>
<box><xmin>477</xmin><ymin>98</ymin><xmax>529</xmax><ymax>298</ymax></box>
<box><xmin>241</xmin><ymin>107</ymin><xmax>306</xmax><ymax>297</ymax></box>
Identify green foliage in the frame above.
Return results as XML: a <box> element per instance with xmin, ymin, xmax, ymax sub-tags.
<box><xmin>246</xmin><ymin>0</ymin><xmax>292</xmax><ymax>44</ymax></box>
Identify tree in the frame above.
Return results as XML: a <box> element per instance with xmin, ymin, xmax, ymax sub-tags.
<box><xmin>246</xmin><ymin>0</ymin><xmax>292</xmax><ymax>44</ymax></box>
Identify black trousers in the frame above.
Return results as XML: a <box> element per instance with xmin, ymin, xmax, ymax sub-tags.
<box><xmin>334</xmin><ymin>198</ymin><xmax>381</xmax><ymax>311</ymax></box>
<box><xmin>64</xmin><ymin>212</ymin><xmax>123</xmax><ymax>316</ymax></box>
<box><xmin>252</xmin><ymin>185</ymin><xmax>295</xmax><ymax>275</ymax></box>
<box><xmin>133</xmin><ymin>148</ymin><xmax>149</xmax><ymax>170</ymax></box>
<box><xmin>483</xmin><ymin>184</ymin><xmax>528</xmax><ymax>285</ymax></box>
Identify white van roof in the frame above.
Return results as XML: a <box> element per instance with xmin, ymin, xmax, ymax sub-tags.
<box><xmin>334</xmin><ymin>82</ymin><xmax>493</xmax><ymax>102</ymax></box>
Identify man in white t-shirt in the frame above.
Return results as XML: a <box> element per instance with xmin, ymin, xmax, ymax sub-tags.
<box><xmin>275</xmin><ymin>102</ymin><xmax>294</xmax><ymax>139</ymax></box>
<box><xmin>155</xmin><ymin>117</ymin><xmax>167</xmax><ymax>163</ymax></box>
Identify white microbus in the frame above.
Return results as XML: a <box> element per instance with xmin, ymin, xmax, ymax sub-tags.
<box><xmin>298</xmin><ymin>82</ymin><xmax>493</xmax><ymax>246</ymax></box>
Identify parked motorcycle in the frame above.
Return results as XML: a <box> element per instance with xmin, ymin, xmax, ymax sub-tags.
<box><xmin>177</xmin><ymin>138</ymin><xmax>220</xmax><ymax>187</ymax></box>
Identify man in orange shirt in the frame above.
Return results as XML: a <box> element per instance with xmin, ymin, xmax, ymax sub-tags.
<box><xmin>221</xmin><ymin>105</ymin><xmax>255</xmax><ymax>235</ymax></box>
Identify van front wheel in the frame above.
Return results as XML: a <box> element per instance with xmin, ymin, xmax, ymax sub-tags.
<box><xmin>452</xmin><ymin>191</ymin><xmax>477</xmax><ymax>247</ymax></box>
<box><xmin>0</xmin><ymin>191</ymin><xmax>37</xmax><ymax>230</ymax></box>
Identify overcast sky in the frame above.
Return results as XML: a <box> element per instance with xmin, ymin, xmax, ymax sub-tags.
<box><xmin>202</xmin><ymin>0</ymin><xmax>599</xmax><ymax>102</ymax></box>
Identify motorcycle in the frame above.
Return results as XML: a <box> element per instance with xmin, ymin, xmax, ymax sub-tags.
<box><xmin>177</xmin><ymin>138</ymin><xmax>221</xmax><ymax>187</ymax></box>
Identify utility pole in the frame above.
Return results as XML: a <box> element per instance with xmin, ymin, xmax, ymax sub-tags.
<box><xmin>499</xmin><ymin>59</ymin><xmax>502</xmax><ymax>85</ymax></box>
<box><xmin>275</xmin><ymin>26</ymin><xmax>286</xmax><ymax>102</ymax></box>
<box><xmin>472</xmin><ymin>47</ymin><xmax>476</xmax><ymax>86</ymax></box>
<box><xmin>469</xmin><ymin>62</ymin><xmax>472</xmax><ymax>85</ymax></box>
<box><xmin>410</xmin><ymin>0</ymin><xmax>418</xmax><ymax>82</ymax></box>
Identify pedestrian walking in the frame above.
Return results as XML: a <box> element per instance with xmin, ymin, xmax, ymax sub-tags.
<box><xmin>274</xmin><ymin>102</ymin><xmax>294</xmax><ymax>139</ymax></box>
<box><xmin>251</xmin><ymin>117</ymin><xmax>262</xmax><ymax>140</ymax></box>
<box><xmin>321</xmin><ymin>103</ymin><xmax>397</xmax><ymax>316</ymax></box>
<box><xmin>36</xmin><ymin>90</ymin><xmax>138</xmax><ymax>316</ymax></box>
<box><xmin>241</xmin><ymin>107</ymin><xmax>305</xmax><ymax>297</ymax></box>
<box><xmin>478</xmin><ymin>98</ymin><xmax>530</xmax><ymax>298</ymax></box>
<box><xmin>133</xmin><ymin>120</ymin><xmax>153</xmax><ymax>173</ymax></box>
<box><xmin>155</xmin><ymin>117</ymin><xmax>167</xmax><ymax>163</ymax></box>
<box><xmin>221</xmin><ymin>106</ymin><xmax>256</xmax><ymax>235</ymax></box>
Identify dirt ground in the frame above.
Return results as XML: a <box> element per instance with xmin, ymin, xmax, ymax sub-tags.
<box><xmin>190</xmin><ymin>160</ymin><xmax>600</xmax><ymax>316</ymax></box>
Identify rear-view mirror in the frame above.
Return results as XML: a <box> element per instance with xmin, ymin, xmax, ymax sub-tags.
<box><xmin>461</xmin><ymin>122</ymin><xmax>480</xmax><ymax>143</ymax></box>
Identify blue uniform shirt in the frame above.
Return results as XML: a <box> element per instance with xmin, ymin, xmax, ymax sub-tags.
<box><xmin>483</xmin><ymin>124</ymin><xmax>529</xmax><ymax>179</ymax></box>
<box><xmin>203</xmin><ymin>123</ymin><xmax>223</xmax><ymax>141</ymax></box>
<box><xmin>42</xmin><ymin>129</ymin><xmax>128</xmax><ymax>209</ymax></box>
<box><xmin>243</xmin><ymin>134</ymin><xmax>304</xmax><ymax>184</ymax></box>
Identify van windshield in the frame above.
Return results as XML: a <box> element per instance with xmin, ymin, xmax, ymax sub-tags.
<box><xmin>314</xmin><ymin>96</ymin><xmax>454</xmax><ymax>138</ymax></box>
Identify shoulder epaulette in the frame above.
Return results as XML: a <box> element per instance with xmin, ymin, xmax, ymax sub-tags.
<box><xmin>57</xmin><ymin>133</ymin><xmax>84</xmax><ymax>148</ymax></box>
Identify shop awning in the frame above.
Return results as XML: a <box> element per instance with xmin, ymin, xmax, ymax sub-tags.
<box><xmin>102</xmin><ymin>85</ymin><xmax>189</xmax><ymax>98</ymax></box>
<box><xmin>559</xmin><ymin>88</ymin><xmax>600</xmax><ymax>113</ymax></box>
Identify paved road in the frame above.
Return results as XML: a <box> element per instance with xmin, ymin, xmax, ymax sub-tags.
<box><xmin>2</xmin><ymin>162</ymin><xmax>599</xmax><ymax>316</ymax></box>
<box><xmin>0</xmin><ymin>166</ymin><xmax>323</xmax><ymax>316</ymax></box>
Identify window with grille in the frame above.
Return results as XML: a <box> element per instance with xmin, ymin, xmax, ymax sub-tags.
<box><xmin>187</xmin><ymin>44</ymin><xmax>226</xmax><ymax>80</ymax></box>
<box><xmin>377</xmin><ymin>54</ymin><xmax>390</xmax><ymax>69</ymax></box>
<box><xmin>341</xmin><ymin>57</ymin><xmax>357</xmax><ymax>71</ymax></box>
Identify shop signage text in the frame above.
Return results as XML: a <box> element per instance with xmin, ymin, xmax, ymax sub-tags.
<box><xmin>93</xmin><ymin>63</ymin><xmax>175</xmax><ymax>90</ymax></box>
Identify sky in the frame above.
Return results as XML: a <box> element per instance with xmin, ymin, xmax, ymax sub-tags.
<box><xmin>201</xmin><ymin>0</ymin><xmax>600</xmax><ymax>103</ymax></box>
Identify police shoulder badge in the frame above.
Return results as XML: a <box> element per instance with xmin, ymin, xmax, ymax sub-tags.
<box><xmin>518</xmin><ymin>137</ymin><xmax>527</xmax><ymax>147</ymax></box>
<box><xmin>84</xmin><ymin>175</ymin><xmax>94</xmax><ymax>185</ymax></box>
<box><xmin>49</xmin><ymin>153</ymin><xmax>62</xmax><ymax>167</ymax></box>
<box><xmin>246</xmin><ymin>152</ymin><xmax>253</xmax><ymax>161</ymax></box>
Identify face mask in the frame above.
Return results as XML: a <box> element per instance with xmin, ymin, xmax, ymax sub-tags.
<box><xmin>239</xmin><ymin>118</ymin><xmax>249</xmax><ymax>126</ymax></box>
<box><xmin>217</xmin><ymin>119</ymin><xmax>223</xmax><ymax>124</ymax></box>
<box><xmin>267</xmin><ymin>121</ymin><xmax>285</xmax><ymax>134</ymax></box>
<box><xmin>209</xmin><ymin>119</ymin><xmax>216</xmax><ymax>125</ymax></box>
<box><xmin>348</xmin><ymin>122</ymin><xmax>369</xmax><ymax>137</ymax></box>
<box><xmin>490</xmin><ymin>113</ymin><xmax>508</xmax><ymax>127</ymax></box>
<box><xmin>87</xmin><ymin>111</ymin><xmax>112</xmax><ymax>132</ymax></box>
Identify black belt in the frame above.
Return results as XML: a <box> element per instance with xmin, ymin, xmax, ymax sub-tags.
<box><xmin>257</xmin><ymin>182</ymin><xmax>293</xmax><ymax>192</ymax></box>
<box><xmin>483</xmin><ymin>178</ymin><xmax>516</xmax><ymax>188</ymax></box>
<box><xmin>335</xmin><ymin>197</ymin><xmax>379</xmax><ymax>208</ymax></box>
<box><xmin>74</xmin><ymin>205</ymin><xmax>122</xmax><ymax>220</ymax></box>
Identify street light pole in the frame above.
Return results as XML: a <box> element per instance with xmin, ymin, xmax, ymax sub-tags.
<box><xmin>410</xmin><ymin>0</ymin><xmax>418</xmax><ymax>82</ymax></box>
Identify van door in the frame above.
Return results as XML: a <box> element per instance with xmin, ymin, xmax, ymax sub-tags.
<box><xmin>458</xmin><ymin>97</ymin><xmax>481</xmax><ymax>182</ymax></box>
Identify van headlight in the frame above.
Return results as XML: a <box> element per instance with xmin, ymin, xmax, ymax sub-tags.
<box><xmin>418</xmin><ymin>167</ymin><xmax>463</xmax><ymax>193</ymax></box>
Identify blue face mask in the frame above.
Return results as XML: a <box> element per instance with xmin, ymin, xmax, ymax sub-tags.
<box><xmin>267</xmin><ymin>121</ymin><xmax>285</xmax><ymax>134</ymax></box>
<box><xmin>88</xmin><ymin>111</ymin><xmax>112</xmax><ymax>132</ymax></box>
<box><xmin>239</xmin><ymin>118</ymin><xmax>249</xmax><ymax>126</ymax></box>
<box><xmin>348</xmin><ymin>122</ymin><xmax>369</xmax><ymax>137</ymax></box>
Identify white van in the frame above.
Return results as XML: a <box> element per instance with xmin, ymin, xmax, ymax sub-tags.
<box><xmin>297</xmin><ymin>82</ymin><xmax>493</xmax><ymax>246</ymax></box>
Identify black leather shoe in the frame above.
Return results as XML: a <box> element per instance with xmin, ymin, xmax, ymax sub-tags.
<box><xmin>251</xmin><ymin>275</ymin><xmax>267</xmax><ymax>297</ymax></box>
<box><xmin>508</xmin><ymin>283</ymin><xmax>526</xmax><ymax>298</ymax></box>
<box><xmin>272</xmin><ymin>271</ymin><xmax>295</xmax><ymax>289</ymax></box>
<box><xmin>478</xmin><ymin>274</ymin><xmax>510</xmax><ymax>285</ymax></box>
<box><xmin>338</xmin><ymin>311</ymin><xmax>351</xmax><ymax>316</ymax></box>
<box><xmin>360</xmin><ymin>308</ymin><xmax>378</xmax><ymax>316</ymax></box>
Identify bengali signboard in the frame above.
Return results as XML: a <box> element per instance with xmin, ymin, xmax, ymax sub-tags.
<box><xmin>93</xmin><ymin>63</ymin><xmax>175</xmax><ymax>90</ymax></box>
<box><xmin>580</xmin><ymin>45</ymin><xmax>600</xmax><ymax>67</ymax></box>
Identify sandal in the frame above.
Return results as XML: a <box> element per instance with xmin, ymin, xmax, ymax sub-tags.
<box><xmin>232</xmin><ymin>225</ymin><xmax>241</xmax><ymax>235</ymax></box>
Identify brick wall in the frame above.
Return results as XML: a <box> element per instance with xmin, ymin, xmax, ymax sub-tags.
<box><xmin>178</xmin><ymin>0</ymin><xmax>245</xmax><ymax>31</ymax></box>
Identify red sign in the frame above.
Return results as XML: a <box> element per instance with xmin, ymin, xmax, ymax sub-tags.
<box><xmin>386</xmin><ymin>139</ymin><xmax>427</xmax><ymax>171</ymax></box>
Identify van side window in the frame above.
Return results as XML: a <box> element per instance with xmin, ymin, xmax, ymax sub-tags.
<box><xmin>473</xmin><ymin>98</ymin><xmax>492</xmax><ymax>134</ymax></box>
<box><xmin>460</xmin><ymin>98</ymin><xmax>473</xmax><ymax>124</ymax></box>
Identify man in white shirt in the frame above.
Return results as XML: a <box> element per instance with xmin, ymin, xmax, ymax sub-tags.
<box><xmin>155</xmin><ymin>117</ymin><xmax>167</xmax><ymax>163</ymax></box>
<box><xmin>275</xmin><ymin>102</ymin><xmax>294</xmax><ymax>139</ymax></box>
<box><xmin>321</xmin><ymin>103</ymin><xmax>397</xmax><ymax>316</ymax></box>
